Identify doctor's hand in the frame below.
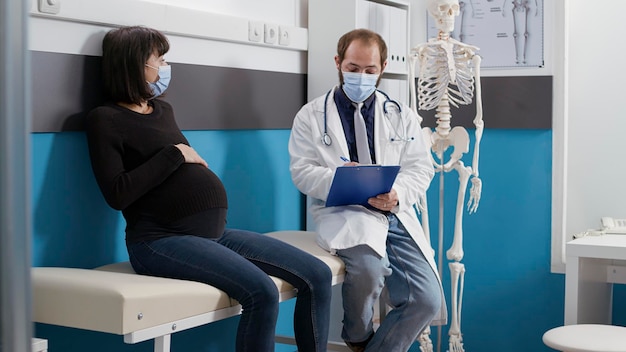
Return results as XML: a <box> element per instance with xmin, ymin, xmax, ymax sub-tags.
<box><xmin>175</xmin><ymin>143</ymin><xmax>208</xmax><ymax>168</ymax></box>
<box><xmin>369</xmin><ymin>189</ymin><xmax>398</xmax><ymax>212</ymax></box>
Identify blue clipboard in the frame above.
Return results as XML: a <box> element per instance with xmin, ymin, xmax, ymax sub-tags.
<box><xmin>325</xmin><ymin>165</ymin><xmax>400</xmax><ymax>207</ymax></box>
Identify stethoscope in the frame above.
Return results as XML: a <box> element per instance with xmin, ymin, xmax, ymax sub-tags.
<box><xmin>321</xmin><ymin>88</ymin><xmax>413</xmax><ymax>146</ymax></box>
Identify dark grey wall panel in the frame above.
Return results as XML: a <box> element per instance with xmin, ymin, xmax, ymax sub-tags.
<box><xmin>31</xmin><ymin>51</ymin><xmax>306</xmax><ymax>132</ymax></box>
<box><xmin>164</xmin><ymin>61</ymin><xmax>306</xmax><ymax>130</ymax></box>
<box><xmin>31</xmin><ymin>52</ymin><xmax>105</xmax><ymax>132</ymax></box>
<box><xmin>418</xmin><ymin>75</ymin><xmax>552</xmax><ymax>129</ymax></box>
<box><xmin>32</xmin><ymin>51</ymin><xmax>551</xmax><ymax>132</ymax></box>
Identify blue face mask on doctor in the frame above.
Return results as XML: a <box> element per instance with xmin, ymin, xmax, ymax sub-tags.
<box><xmin>145</xmin><ymin>64</ymin><xmax>171</xmax><ymax>98</ymax></box>
<box><xmin>341</xmin><ymin>71</ymin><xmax>379</xmax><ymax>103</ymax></box>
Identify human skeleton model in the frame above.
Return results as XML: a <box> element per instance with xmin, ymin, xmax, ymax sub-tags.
<box><xmin>408</xmin><ymin>0</ymin><xmax>483</xmax><ymax>351</ymax></box>
<box><xmin>503</xmin><ymin>0</ymin><xmax>539</xmax><ymax>64</ymax></box>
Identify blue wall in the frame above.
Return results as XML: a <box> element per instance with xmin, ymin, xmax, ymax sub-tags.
<box><xmin>31</xmin><ymin>127</ymin><xmax>626</xmax><ymax>351</ymax></box>
<box><xmin>422</xmin><ymin>129</ymin><xmax>561</xmax><ymax>351</ymax></box>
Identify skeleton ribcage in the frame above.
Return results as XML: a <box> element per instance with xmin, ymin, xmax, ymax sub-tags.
<box><xmin>417</xmin><ymin>44</ymin><xmax>475</xmax><ymax>111</ymax></box>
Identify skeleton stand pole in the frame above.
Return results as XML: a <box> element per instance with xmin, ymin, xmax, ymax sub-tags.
<box><xmin>437</xmin><ymin>147</ymin><xmax>445</xmax><ymax>352</ymax></box>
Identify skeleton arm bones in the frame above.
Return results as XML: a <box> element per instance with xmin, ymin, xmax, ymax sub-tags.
<box><xmin>409</xmin><ymin>44</ymin><xmax>427</xmax><ymax>124</ymax></box>
<box><xmin>467</xmin><ymin>53</ymin><xmax>483</xmax><ymax>214</ymax></box>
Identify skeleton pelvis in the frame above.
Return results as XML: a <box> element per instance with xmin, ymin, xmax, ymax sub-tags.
<box><xmin>423</xmin><ymin>126</ymin><xmax>470</xmax><ymax>161</ymax></box>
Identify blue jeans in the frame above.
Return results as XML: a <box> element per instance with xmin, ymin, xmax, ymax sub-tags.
<box><xmin>127</xmin><ymin>229</ymin><xmax>332</xmax><ymax>352</ymax></box>
<box><xmin>336</xmin><ymin>214</ymin><xmax>441</xmax><ymax>352</ymax></box>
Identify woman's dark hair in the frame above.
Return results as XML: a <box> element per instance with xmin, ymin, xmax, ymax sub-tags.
<box><xmin>101</xmin><ymin>26</ymin><xmax>170</xmax><ymax>105</ymax></box>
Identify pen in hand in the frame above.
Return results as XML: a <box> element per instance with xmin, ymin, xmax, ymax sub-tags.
<box><xmin>340</xmin><ymin>156</ymin><xmax>359</xmax><ymax>166</ymax></box>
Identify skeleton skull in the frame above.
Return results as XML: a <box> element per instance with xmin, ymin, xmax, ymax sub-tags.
<box><xmin>427</xmin><ymin>0</ymin><xmax>460</xmax><ymax>34</ymax></box>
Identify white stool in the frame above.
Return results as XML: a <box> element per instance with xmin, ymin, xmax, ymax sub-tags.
<box><xmin>543</xmin><ymin>324</ymin><xmax>626</xmax><ymax>352</ymax></box>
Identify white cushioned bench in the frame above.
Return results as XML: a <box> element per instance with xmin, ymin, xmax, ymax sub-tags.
<box><xmin>32</xmin><ymin>231</ymin><xmax>347</xmax><ymax>352</ymax></box>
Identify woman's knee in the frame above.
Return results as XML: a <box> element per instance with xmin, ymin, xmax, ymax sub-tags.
<box><xmin>239</xmin><ymin>275</ymin><xmax>280</xmax><ymax>309</ymax></box>
<box><xmin>309</xmin><ymin>260</ymin><xmax>332</xmax><ymax>289</ymax></box>
<box><xmin>292</xmin><ymin>258</ymin><xmax>333</xmax><ymax>301</ymax></box>
<box><xmin>310</xmin><ymin>263</ymin><xmax>333</xmax><ymax>301</ymax></box>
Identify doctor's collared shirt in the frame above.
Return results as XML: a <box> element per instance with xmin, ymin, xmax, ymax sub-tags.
<box><xmin>333</xmin><ymin>88</ymin><xmax>376</xmax><ymax>164</ymax></box>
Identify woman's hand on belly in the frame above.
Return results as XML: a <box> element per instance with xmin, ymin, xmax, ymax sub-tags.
<box><xmin>175</xmin><ymin>143</ymin><xmax>208</xmax><ymax>168</ymax></box>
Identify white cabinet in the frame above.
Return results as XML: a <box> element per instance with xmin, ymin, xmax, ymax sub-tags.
<box><xmin>564</xmin><ymin>234</ymin><xmax>626</xmax><ymax>325</ymax></box>
<box><xmin>308</xmin><ymin>0</ymin><xmax>411</xmax><ymax>103</ymax></box>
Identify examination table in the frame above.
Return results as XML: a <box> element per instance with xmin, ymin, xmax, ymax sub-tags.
<box><xmin>32</xmin><ymin>231</ymin><xmax>348</xmax><ymax>352</ymax></box>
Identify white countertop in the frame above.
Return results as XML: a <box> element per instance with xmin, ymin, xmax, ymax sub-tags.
<box><xmin>567</xmin><ymin>234</ymin><xmax>626</xmax><ymax>260</ymax></box>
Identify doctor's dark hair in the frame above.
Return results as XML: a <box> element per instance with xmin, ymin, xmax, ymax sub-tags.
<box><xmin>101</xmin><ymin>26</ymin><xmax>170</xmax><ymax>105</ymax></box>
<box><xmin>336</xmin><ymin>29</ymin><xmax>388</xmax><ymax>68</ymax></box>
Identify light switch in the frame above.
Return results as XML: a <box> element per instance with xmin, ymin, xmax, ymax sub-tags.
<box><xmin>264</xmin><ymin>23</ymin><xmax>278</xmax><ymax>45</ymax></box>
<box><xmin>248</xmin><ymin>21</ymin><xmax>263</xmax><ymax>42</ymax></box>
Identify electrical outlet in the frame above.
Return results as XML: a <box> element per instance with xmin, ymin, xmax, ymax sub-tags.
<box><xmin>279</xmin><ymin>26</ymin><xmax>290</xmax><ymax>46</ymax></box>
<box><xmin>38</xmin><ymin>0</ymin><xmax>60</xmax><ymax>14</ymax></box>
<box><xmin>264</xmin><ymin>23</ymin><xmax>278</xmax><ymax>45</ymax></box>
<box><xmin>248</xmin><ymin>21</ymin><xmax>263</xmax><ymax>42</ymax></box>
<box><xmin>608</xmin><ymin>265</ymin><xmax>626</xmax><ymax>284</ymax></box>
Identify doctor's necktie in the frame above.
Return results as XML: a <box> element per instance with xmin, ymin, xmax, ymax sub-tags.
<box><xmin>353</xmin><ymin>102</ymin><xmax>372</xmax><ymax>164</ymax></box>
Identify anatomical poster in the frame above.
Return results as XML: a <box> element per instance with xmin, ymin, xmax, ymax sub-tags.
<box><xmin>427</xmin><ymin>0</ymin><xmax>544</xmax><ymax>68</ymax></box>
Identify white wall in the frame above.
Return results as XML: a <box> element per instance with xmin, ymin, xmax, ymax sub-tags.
<box><xmin>548</xmin><ymin>0</ymin><xmax>626</xmax><ymax>271</ymax></box>
<box><xmin>561</xmin><ymin>0</ymin><xmax>626</xmax><ymax>252</ymax></box>
<box><xmin>28</xmin><ymin>0</ymin><xmax>308</xmax><ymax>74</ymax></box>
<box><xmin>144</xmin><ymin>0</ymin><xmax>306</xmax><ymax>27</ymax></box>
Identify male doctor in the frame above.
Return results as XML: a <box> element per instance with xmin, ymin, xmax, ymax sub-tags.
<box><xmin>288</xmin><ymin>29</ymin><xmax>446</xmax><ymax>352</ymax></box>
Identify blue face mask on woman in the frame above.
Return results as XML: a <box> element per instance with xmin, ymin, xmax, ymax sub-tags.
<box><xmin>145</xmin><ymin>64</ymin><xmax>171</xmax><ymax>98</ymax></box>
<box><xmin>341</xmin><ymin>71</ymin><xmax>379</xmax><ymax>103</ymax></box>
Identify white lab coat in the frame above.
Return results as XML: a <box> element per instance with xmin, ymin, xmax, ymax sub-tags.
<box><xmin>288</xmin><ymin>87</ymin><xmax>446</xmax><ymax>325</ymax></box>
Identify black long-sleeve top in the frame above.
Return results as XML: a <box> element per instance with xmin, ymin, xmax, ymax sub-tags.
<box><xmin>85</xmin><ymin>100</ymin><xmax>228</xmax><ymax>242</ymax></box>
